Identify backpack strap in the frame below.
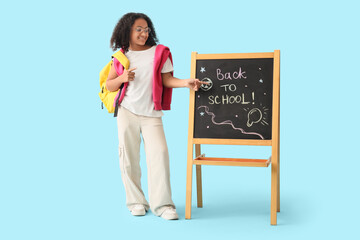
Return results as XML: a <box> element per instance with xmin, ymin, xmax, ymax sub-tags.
<box><xmin>112</xmin><ymin>50</ymin><xmax>130</xmax><ymax>117</ymax></box>
<box><xmin>112</xmin><ymin>51</ymin><xmax>130</xmax><ymax>70</ymax></box>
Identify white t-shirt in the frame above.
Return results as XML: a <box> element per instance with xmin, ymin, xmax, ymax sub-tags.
<box><xmin>120</xmin><ymin>45</ymin><xmax>174</xmax><ymax>117</ymax></box>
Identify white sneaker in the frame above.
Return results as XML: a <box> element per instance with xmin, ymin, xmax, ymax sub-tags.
<box><xmin>130</xmin><ymin>204</ymin><xmax>146</xmax><ymax>216</ymax></box>
<box><xmin>160</xmin><ymin>207</ymin><xmax>179</xmax><ymax>220</ymax></box>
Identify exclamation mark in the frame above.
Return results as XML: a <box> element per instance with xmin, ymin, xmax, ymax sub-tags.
<box><xmin>252</xmin><ymin>92</ymin><xmax>255</xmax><ymax>104</ymax></box>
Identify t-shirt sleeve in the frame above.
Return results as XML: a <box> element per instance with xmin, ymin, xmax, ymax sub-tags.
<box><xmin>161</xmin><ymin>57</ymin><xmax>174</xmax><ymax>73</ymax></box>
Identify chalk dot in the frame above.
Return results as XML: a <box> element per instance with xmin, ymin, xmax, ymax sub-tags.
<box><xmin>264</xmin><ymin>93</ymin><xmax>266</xmax><ymax>95</ymax></box>
<box><xmin>198</xmin><ymin>95</ymin><xmax>200</xmax><ymax>98</ymax></box>
<box><xmin>207</xmin><ymin>126</ymin><xmax>209</xmax><ymax>128</ymax></box>
<box><xmin>245</xmin><ymin>85</ymin><xmax>248</xmax><ymax>87</ymax></box>
<box><xmin>259</xmin><ymin>68</ymin><xmax>262</xmax><ymax>70</ymax></box>
<box><xmin>235</xmin><ymin>115</ymin><xmax>238</xmax><ymax>117</ymax></box>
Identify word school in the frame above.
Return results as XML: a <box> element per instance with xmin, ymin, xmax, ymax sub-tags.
<box><xmin>208</xmin><ymin>92</ymin><xmax>254</xmax><ymax>105</ymax></box>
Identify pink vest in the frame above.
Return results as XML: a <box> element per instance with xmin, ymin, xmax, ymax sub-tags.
<box><xmin>113</xmin><ymin>44</ymin><xmax>173</xmax><ymax>111</ymax></box>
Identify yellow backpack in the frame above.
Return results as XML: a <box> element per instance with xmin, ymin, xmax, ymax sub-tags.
<box><xmin>99</xmin><ymin>51</ymin><xmax>130</xmax><ymax>114</ymax></box>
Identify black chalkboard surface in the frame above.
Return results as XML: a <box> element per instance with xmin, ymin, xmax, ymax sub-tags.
<box><xmin>194</xmin><ymin>58</ymin><xmax>274</xmax><ymax>140</ymax></box>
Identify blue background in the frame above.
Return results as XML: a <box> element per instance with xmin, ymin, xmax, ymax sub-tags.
<box><xmin>1</xmin><ymin>0</ymin><xmax>359</xmax><ymax>239</ymax></box>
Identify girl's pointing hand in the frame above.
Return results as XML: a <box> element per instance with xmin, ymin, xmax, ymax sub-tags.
<box><xmin>121</xmin><ymin>67</ymin><xmax>137</xmax><ymax>83</ymax></box>
<box><xmin>185</xmin><ymin>78</ymin><xmax>208</xmax><ymax>91</ymax></box>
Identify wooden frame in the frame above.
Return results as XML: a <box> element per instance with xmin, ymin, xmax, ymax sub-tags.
<box><xmin>185</xmin><ymin>50</ymin><xmax>280</xmax><ymax>225</ymax></box>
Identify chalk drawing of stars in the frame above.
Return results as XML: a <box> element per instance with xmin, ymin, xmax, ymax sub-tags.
<box><xmin>200</xmin><ymin>112</ymin><xmax>205</xmax><ymax>116</ymax></box>
<box><xmin>200</xmin><ymin>67</ymin><xmax>206</xmax><ymax>73</ymax></box>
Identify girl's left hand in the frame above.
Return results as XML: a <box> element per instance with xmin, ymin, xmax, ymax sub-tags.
<box><xmin>185</xmin><ymin>78</ymin><xmax>208</xmax><ymax>91</ymax></box>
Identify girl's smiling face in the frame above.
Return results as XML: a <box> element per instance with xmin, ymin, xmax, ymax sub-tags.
<box><xmin>129</xmin><ymin>18</ymin><xmax>150</xmax><ymax>50</ymax></box>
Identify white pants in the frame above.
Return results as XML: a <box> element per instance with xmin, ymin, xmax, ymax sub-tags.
<box><xmin>117</xmin><ymin>107</ymin><xmax>175</xmax><ymax>216</ymax></box>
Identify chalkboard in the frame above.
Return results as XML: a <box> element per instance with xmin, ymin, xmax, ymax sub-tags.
<box><xmin>186</xmin><ymin>51</ymin><xmax>280</xmax><ymax>222</ymax></box>
<box><xmin>194</xmin><ymin>58</ymin><xmax>274</xmax><ymax>140</ymax></box>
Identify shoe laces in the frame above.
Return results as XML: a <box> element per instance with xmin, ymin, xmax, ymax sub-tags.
<box><xmin>164</xmin><ymin>207</ymin><xmax>176</xmax><ymax>214</ymax></box>
<box><xmin>133</xmin><ymin>204</ymin><xmax>145</xmax><ymax>210</ymax></box>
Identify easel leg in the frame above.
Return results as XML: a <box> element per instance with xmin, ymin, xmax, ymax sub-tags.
<box><xmin>271</xmin><ymin>159</ymin><xmax>278</xmax><ymax>225</ymax></box>
<box><xmin>271</xmin><ymin>137</ymin><xmax>280</xmax><ymax>225</ymax></box>
<box><xmin>196</xmin><ymin>166</ymin><xmax>203</xmax><ymax>208</ymax></box>
<box><xmin>195</xmin><ymin>144</ymin><xmax>203</xmax><ymax>208</ymax></box>
<box><xmin>185</xmin><ymin>144</ymin><xmax>194</xmax><ymax>219</ymax></box>
<box><xmin>277</xmin><ymin>153</ymin><xmax>280</xmax><ymax>212</ymax></box>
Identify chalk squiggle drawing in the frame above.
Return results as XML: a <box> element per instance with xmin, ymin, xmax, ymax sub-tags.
<box><xmin>198</xmin><ymin>106</ymin><xmax>264</xmax><ymax>140</ymax></box>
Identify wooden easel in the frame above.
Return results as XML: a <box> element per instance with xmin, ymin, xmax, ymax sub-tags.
<box><xmin>185</xmin><ymin>51</ymin><xmax>280</xmax><ymax>225</ymax></box>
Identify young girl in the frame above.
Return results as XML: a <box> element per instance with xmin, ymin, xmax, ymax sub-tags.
<box><xmin>106</xmin><ymin>12</ymin><xmax>204</xmax><ymax>220</ymax></box>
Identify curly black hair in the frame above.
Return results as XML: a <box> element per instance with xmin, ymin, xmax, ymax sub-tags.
<box><xmin>110</xmin><ymin>13</ymin><xmax>159</xmax><ymax>52</ymax></box>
